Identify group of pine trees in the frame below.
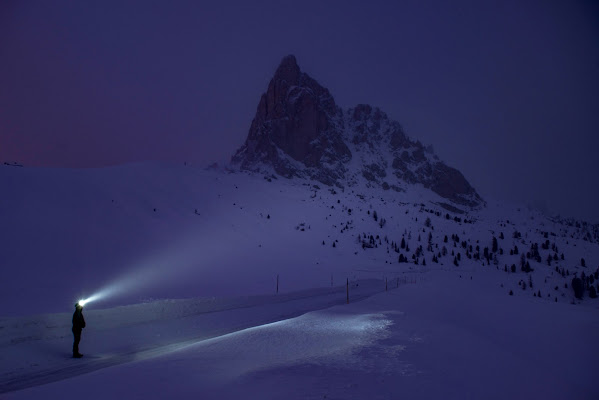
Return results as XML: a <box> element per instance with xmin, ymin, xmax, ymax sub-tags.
<box><xmin>357</xmin><ymin>205</ymin><xmax>598</xmax><ymax>303</ymax></box>
<box><xmin>571</xmin><ymin>269</ymin><xmax>599</xmax><ymax>299</ymax></box>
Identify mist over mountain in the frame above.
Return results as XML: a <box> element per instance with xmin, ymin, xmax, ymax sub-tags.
<box><xmin>232</xmin><ymin>55</ymin><xmax>483</xmax><ymax>209</ymax></box>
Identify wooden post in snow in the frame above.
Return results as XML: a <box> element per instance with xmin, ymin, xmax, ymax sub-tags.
<box><xmin>276</xmin><ymin>274</ymin><xmax>279</xmax><ymax>294</ymax></box>
<box><xmin>346</xmin><ymin>278</ymin><xmax>349</xmax><ymax>304</ymax></box>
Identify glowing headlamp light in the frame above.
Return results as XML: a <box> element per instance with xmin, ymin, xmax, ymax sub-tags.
<box><xmin>77</xmin><ymin>293</ymin><xmax>101</xmax><ymax>307</ymax></box>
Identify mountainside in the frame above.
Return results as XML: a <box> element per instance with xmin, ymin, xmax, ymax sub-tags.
<box><xmin>232</xmin><ymin>55</ymin><xmax>483</xmax><ymax>208</ymax></box>
<box><xmin>1</xmin><ymin>162</ymin><xmax>598</xmax><ymax>398</ymax></box>
<box><xmin>1</xmin><ymin>163</ymin><xmax>597</xmax><ymax>318</ymax></box>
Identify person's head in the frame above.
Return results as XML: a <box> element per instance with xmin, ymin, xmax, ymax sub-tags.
<box><xmin>75</xmin><ymin>303</ymin><xmax>83</xmax><ymax>310</ymax></box>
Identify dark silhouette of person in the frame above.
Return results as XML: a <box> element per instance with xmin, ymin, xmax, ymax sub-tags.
<box><xmin>72</xmin><ymin>303</ymin><xmax>86</xmax><ymax>358</ymax></box>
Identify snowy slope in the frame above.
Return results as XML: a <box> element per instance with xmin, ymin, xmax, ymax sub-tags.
<box><xmin>3</xmin><ymin>162</ymin><xmax>597</xmax><ymax>316</ymax></box>
<box><xmin>3</xmin><ymin>269</ymin><xmax>598</xmax><ymax>400</ymax></box>
<box><xmin>1</xmin><ymin>162</ymin><xmax>598</xmax><ymax>398</ymax></box>
<box><xmin>1</xmin><ymin>162</ymin><xmax>410</xmax><ymax>315</ymax></box>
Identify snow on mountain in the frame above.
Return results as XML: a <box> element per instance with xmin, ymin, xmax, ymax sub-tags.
<box><xmin>232</xmin><ymin>55</ymin><xmax>483</xmax><ymax>208</ymax></box>
<box><xmin>2</xmin><ymin>161</ymin><xmax>596</xmax><ymax>318</ymax></box>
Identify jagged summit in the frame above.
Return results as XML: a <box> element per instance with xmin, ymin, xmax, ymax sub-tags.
<box><xmin>232</xmin><ymin>55</ymin><xmax>483</xmax><ymax>208</ymax></box>
<box><xmin>232</xmin><ymin>54</ymin><xmax>348</xmax><ymax>185</ymax></box>
<box><xmin>273</xmin><ymin>55</ymin><xmax>301</xmax><ymax>83</ymax></box>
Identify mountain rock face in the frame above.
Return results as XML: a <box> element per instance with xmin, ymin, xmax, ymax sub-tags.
<box><xmin>232</xmin><ymin>55</ymin><xmax>483</xmax><ymax>208</ymax></box>
<box><xmin>232</xmin><ymin>55</ymin><xmax>350</xmax><ymax>186</ymax></box>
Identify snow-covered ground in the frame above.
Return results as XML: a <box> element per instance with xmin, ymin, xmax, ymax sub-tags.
<box><xmin>3</xmin><ymin>269</ymin><xmax>598</xmax><ymax>399</ymax></box>
<box><xmin>1</xmin><ymin>163</ymin><xmax>598</xmax><ymax>398</ymax></box>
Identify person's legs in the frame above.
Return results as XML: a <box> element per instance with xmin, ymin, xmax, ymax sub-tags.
<box><xmin>72</xmin><ymin>328</ymin><xmax>81</xmax><ymax>356</ymax></box>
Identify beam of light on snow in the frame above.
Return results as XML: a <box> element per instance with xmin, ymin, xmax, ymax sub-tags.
<box><xmin>159</xmin><ymin>310</ymin><xmax>395</xmax><ymax>374</ymax></box>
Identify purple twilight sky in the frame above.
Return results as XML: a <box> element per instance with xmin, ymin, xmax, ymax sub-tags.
<box><xmin>1</xmin><ymin>0</ymin><xmax>598</xmax><ymax>222</ymax></box>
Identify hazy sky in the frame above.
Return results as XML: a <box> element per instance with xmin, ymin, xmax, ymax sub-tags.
<box><xmin>1</xmin><ymin>0</ymin><xmax>598</xmax><ymax>222</ymax></box>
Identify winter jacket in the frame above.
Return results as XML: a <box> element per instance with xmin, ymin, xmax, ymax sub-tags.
<box><xmin>72</xmin><ymin>309</ymin><xmax>86</xmax><ymax>330</ymax></box>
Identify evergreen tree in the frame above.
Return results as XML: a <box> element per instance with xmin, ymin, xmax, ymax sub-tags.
<box><xmin>572</xmin><ymin>277</ymin><xmax>584</xmax><ymax>299</ymax></box>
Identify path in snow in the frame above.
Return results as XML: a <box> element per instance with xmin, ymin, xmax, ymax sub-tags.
<box><xmin>0</xmin><ymin>278</ymin><xmax>395</xmax><ymax>394</ymax></box>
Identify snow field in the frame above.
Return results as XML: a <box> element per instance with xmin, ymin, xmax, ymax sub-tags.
<box><xmin>4</xmin><ymin>268</ymin><xmax>598</xmax><ymax>399</ymax></box>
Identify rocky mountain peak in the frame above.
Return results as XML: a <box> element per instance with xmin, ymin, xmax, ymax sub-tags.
<box><xmin>232</xmin><ymin>56</ymin><xmax>484</xmax><ymax>209</ymax></box>
<box><xmin>273</xmin><ymin>54</ymin><xmax>301</xmax><ymax>84</ymax></box>
<box><xmin>232</xmin><ymin>55</ymin><xmax>349</xmax><ymax>185</ymax></box>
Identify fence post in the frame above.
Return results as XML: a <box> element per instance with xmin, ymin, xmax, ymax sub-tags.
<box><xmin>385</xmin><ymin>277</ymin><xmax>388</xmax><ymax>291</ymax></box>
<box><xmin>276</xmin><ymin>274</ymin><xmax>279</xmax><ymax>294</ymax></box>
<box><xmin>346</xmin><ymin>278</ymin><xmax>349</xmax><ymax>304</ymax></box>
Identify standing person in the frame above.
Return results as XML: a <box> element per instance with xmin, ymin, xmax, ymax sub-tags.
<box><xmin>72</xmin><ymin>302</ymin><xmax>86</xmax><ymax>358</ymax></box>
